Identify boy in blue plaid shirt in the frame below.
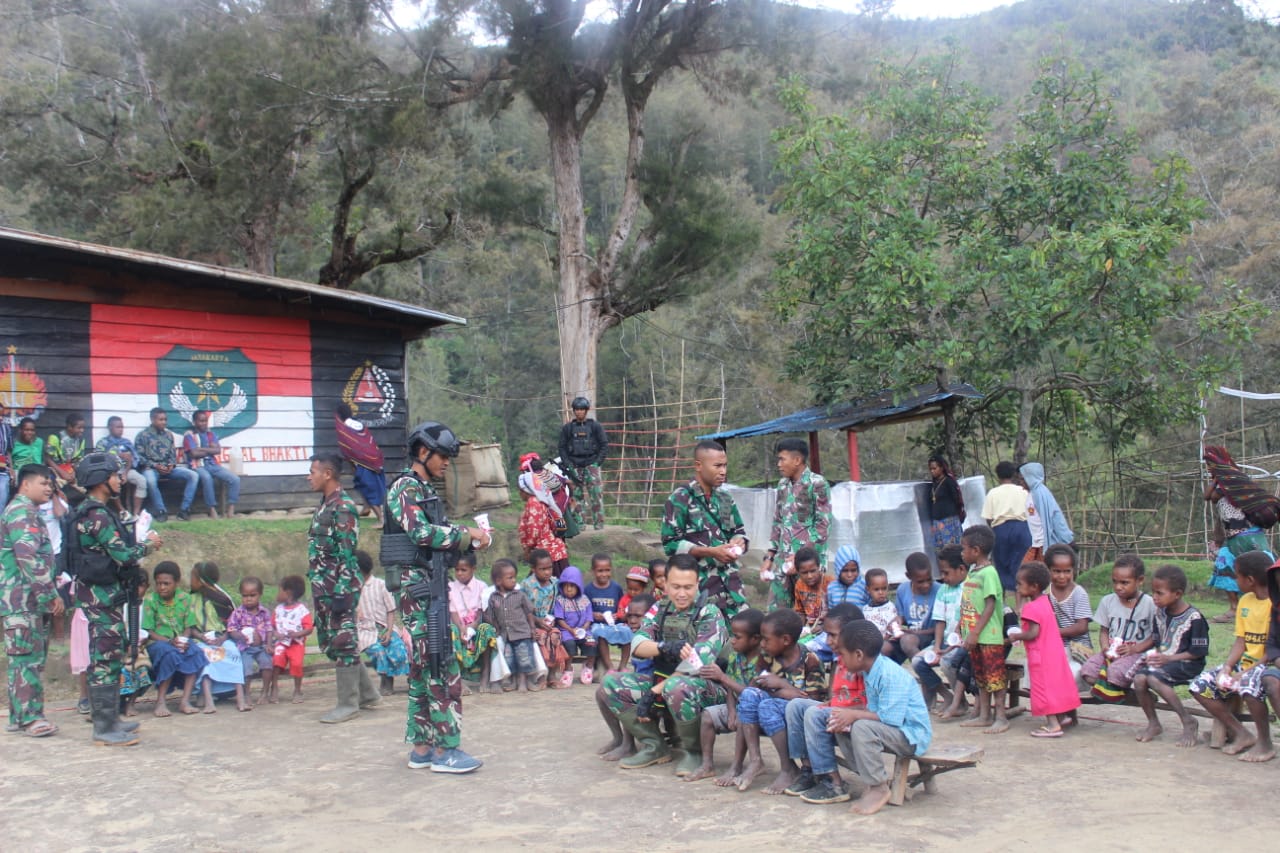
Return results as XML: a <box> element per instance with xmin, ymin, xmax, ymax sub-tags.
<box><xmin>833</xmin><ymin>619</ymin><xmax>932</xmax><ymax>815</ymax></box>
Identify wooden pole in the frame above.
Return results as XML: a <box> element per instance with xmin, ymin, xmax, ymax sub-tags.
<box><xmin>847</xmin><ymin>430</ymin><xmax>861</xmax><ymax>482</ymax></box>
<box><xmin>808</xmin><ymin>431</ymin><xmax>822</xmax><ymax>476</ymax></box>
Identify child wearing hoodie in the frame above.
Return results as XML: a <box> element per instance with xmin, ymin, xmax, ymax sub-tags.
<box><xmin>826</xmin><ymin>545</ymin><xmax>866</xmax><ymax>609</ymax></box>
<box><xmin>554</xmin><ymin>565</ymin><xmax>598</xmax><ymax>686</ymax></box>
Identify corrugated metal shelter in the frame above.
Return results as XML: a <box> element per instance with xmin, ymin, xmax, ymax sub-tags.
<box><xmin>700</xmin><ymin>381</ymin><xmax>982</xmax><ymax>479</ymax></box>
<box><xmin>0</xmin><ymin>226</ymin><xmax>464</xmax><ymax>512</ymax></box>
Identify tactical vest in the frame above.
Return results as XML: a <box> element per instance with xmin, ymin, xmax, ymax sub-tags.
<box><xmin>567</xmin><ymin>422</ymin><xmax>596</xmax><ymax>462</ymax></box>
<box><xmin>68</xmin><ymin>500</ymin><xmax>135</xmax><ymax>586</ymax></box>
<box><xmin>654</xmin><ymin>595</ymin><xmax>707</xmax><ymax>646</ymax></box>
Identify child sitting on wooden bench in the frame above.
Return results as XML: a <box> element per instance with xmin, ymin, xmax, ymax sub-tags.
<box><xmin>829</xmin><ymin>618</ymin><xmax>932</xmax><ymax>815</ymax></box>
<box><xmin>1191</xmin><ymin>550</ymin><xmax>1274</xmax><ymax>761</ymax></box>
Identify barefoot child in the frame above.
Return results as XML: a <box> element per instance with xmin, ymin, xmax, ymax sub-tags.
<box><xmin>1243</xmin><ymin>558</ymin><xmax>1280</xmax><ymax>762</ymax></box>
<box><xmin>1080</xmin><ymin>554</ymin><xmax>1157</xmax><ymax>701</ymax></box>
<box><xmin>596</xmin><ymin>594</ymin><xmax>656</xmax><ymax>761</ymax></box>
<box><xmin>226</xmin><ymin>576</ymin><xmax>277</xmax><ymax>706</ymax></box>
<box><xmin>1133</xmin><ymin>565</ymin><xmax>1209</xmax><ymax>747</ymax></box>
<box><xmin>732</xmin><ymin>608</ymin><xmax>826</xmax><ymax>794</ymax></box>
<box><xmin>354</xmin><ymin>550</ymin><xmax>406</xmax><ymax>695</ymax></box>
<box><xmin>833</xmin><ymin>619</ymin><xmax>933</xmax><ymax>816</ymax></box>
<box><xmin>272</xmin><ymin>574</ymin><xmax>313</xmax><ymax>703</ymax></box>
<box><xmin>914</xmin><ymin>544</ymin><xmax>967</xmax><ymax>714</ymax></box>
<box><xmin>685</xmin><ymin>608</ymin><xmax>764</xmax><ymax>783</ymax></box>
<box><xmin>142</xmin><ymin>562</ymin><xmax>206</xmax><ymax>716</ymax></box>
<box><xmin>448</xmin><ymin>553</ymin><xmax>499</xmax><ymax>689</ymax></box>
<box><xmin>791</xmin><ymin>547</ymin><xmax>830</xmax><ymax>633</ymax></box>
<box><xmin>889</xmin><ymin>553</ymin><xmax>936</xmax><ymax>662</ymax></box>
<box><xmin>782</xmin><ymin>604</ymin><xmax>869</xmax><ymax>805</ymax></box>
<box><xmin>1046</xmin><ymin>544</ymin><xmax>1092</xmax><ymax>699</ymax></box>
<box><xmin>958</xmin><ymin>525</ymin><xmax>1010</xmax><ymax>734</ymax></box>
<box><xmin>522</xmin><ymin>549</ymin><xmax>567</xmax><ymax>688</ymax></box>
<box><xmin>484</xmin><ymin>559</ymin><xmax>540</xmax><ymax>692</ymax></box>
<box><xmin>1010</xmin><ymin>562</ymin><xmax>1080</xmax><ymax>737</ymax></box>
<box><xmin>1191</xmin><ymin>550</ymin><xmax>1273</xmax><ymax>758</ymax></box>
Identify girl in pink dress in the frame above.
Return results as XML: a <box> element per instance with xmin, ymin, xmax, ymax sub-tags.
<box><xmin>1013</xmin><ymin>562</ymin><xmax>1082</xmax><ymax>737</ymax></box>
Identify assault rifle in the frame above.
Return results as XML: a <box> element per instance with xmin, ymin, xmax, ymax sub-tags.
<box><xmin>380</xmin><ymin>492</ymin><xmax>465</xmax><ymax>678</ymax></box>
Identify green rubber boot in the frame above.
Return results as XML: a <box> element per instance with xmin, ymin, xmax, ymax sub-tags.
<box><xmin>619</xmin><ymin>712</ymin><xmax>672</xmax><ymax>769</ymax></box>
<box><xmin>319</xmin><ymin>664</ymin><xmax>361</xmax><ymax>724</ymax></box>
<box><xmin>673</xmin><ymin>718</ymin><xmax>703</xmax><ymax>777</ymax></box>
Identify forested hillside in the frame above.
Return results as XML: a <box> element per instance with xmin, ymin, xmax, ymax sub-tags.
<box><xmin>4</xmin><ymin>0</ymin><xmax>1280</xmax><ymax>520</ymax></box>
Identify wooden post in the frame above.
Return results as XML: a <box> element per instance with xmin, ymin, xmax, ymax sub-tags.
<box><xmin>847</xmin><ymin>430</ymin><xmax>861</xmax><ymax>482</ymax></box>
<box><xmin>808</xmin><ymin>431</ymin><xmax>822</xmax><ymax>476</ymax></box>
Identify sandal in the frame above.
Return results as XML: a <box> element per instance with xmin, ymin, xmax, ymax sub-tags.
<box><xmin>580</xmin><ymin>668</ymin><xmax>594</xmax><ymax>685</ymax></box>
<box><xmin>23</xmin><ymin>719</ymin><xmax>58</xmax><ymax>738</ymax></box>
<box><xmin>559</xmin><ymin>670</ymin><xmax>575</xmax><ymax>688</ymax></box>
<box><xmin>1211</xmin><ymin>612</ymin><xmax>1236</xmax><ymax>624</ymax></box>
<box><xmin>1030</xmin><ymin>726</ymin><xmax>1063</xmax><ymax>739</ymax></box>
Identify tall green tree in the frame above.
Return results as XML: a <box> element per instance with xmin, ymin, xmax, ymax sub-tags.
<box><xmin>774</xmin><ymin>59</ymin><xmax>1256</xmax><ymax>464</ymax></box>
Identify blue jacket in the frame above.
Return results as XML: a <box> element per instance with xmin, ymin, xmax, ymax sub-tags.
<box><xmin>1020</xmin><ymin>463</ymin><xmax>1074</xmax><ymax>547</ymax></box>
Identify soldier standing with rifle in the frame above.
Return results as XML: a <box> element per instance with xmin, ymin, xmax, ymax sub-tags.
<box><xmin>306</xmin><ymin>451</ymin><xmax>381</xmax><ymax>723</ymax></box>
<box><xmin>72</xmin><ymin>452</ymin><xmax>160</xmax><ymax>746</ymax></box>
<box><xmin>558</xmin><ymin>397</ymin><xmax>609</xmax><ymax>530</ymax></box>
<box><xmin>384</xmin><ymin>422</ymin><xmax>491</xmax><ymax>773</ymax></box>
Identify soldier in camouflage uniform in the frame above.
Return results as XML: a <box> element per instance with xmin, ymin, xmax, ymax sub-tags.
<box><xmin>601</xmin><ymin>555</ymin><xmax>728</xmax><ymax>771</ymax></box>
<box><xmin>661</xmin><ymin>440</ymin><xmax>750</xmax><ymax>617</ymax></box>
<box><xmin>388</xmin><ymin>421</ymin><xmax>490</xmax><ymax>774</ymax></box>
<box><xmin>74</xmin><ymin>452</ymin><xmax>159</xmax><ymax>745</ymax></box>
<box><xmin>1</xmin><ymin>464</ymin><xmax>64</xmax><ymax>737</ymax></box>
<box><xmin>306</xmin><ymin>451</ymin><xmax>381</xmax><ymax>724</ymax></box>
<box><xmin>558</xmin><ymin>397</ymin><xmax>608</xmax><ymax>529</ymax></box>
<box><xmin>761</xmin><ymin>437</ymin><xmax>832</xmax><ymax>611</ymax></box>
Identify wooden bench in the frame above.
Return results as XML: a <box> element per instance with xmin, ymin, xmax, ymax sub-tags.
<box><xmin>888</xmin><ymin>744</ymin><xmax>985</xmax><ymax>806</ymax></box>
<box><xmin>836</xmin><ymin>743</ymin><xmax>984</xmax><ymax>806</ymax></box>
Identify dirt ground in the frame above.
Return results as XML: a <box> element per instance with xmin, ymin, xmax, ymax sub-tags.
<box><xmin>1</xmin><ymin>669</ymin><xmax>1275</xmax><ymax>852</ymax></box>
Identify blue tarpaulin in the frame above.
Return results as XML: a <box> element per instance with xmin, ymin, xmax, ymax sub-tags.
<box><xmin>699</xmin><ymin>382</ymin><xmax>982</xmax><ymax>440</ymax></box>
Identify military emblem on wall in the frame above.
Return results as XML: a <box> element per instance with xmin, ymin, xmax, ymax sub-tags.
<box><xmin>0</xmin><ymin>346</ymin><xmax>48</xmax><ymax>426</ymax></box>
<box><xmin>341</xmin><ymin>360</ymin><xmax>397</xmax><ymax>428</ymax></box>
<box><xmin>158</xmin><ymin>345</ymin><xmax>258</xmax><ymax>437</ymax></box>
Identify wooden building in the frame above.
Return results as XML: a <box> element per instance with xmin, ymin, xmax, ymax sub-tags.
<box><xmin>0</xmin><ymin>227</ymin><xmax>464</xmax><ymax>511</ymax></box>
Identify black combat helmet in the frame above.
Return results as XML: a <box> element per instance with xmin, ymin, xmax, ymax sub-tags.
<box><xmin>407</xmin><ymin>421</ymin><xmax>461</xmax><ymax>458</ymax></box>
<box><xmin>76</xmin><ymin>451</ymin><xmax>122</xmax><ymax>489</ymax></box>
<box><xmin>571</xmin><ymin>396</ymin><xmax>591</xmax><ymax>411</ymax></box>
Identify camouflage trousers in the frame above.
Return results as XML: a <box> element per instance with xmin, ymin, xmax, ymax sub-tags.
<box><xmin>767</xmin><ymin>575</ymin><xmax>795</xmax><ymax>611</ymax></box>
<box><xmin>401</xmin><ymin>590</ymin><xmax>462</xmax><ymax>749</ymax></box>
<box><xmin>701</xmin><ymin>567</ymin><xmax>748</xmax><ymax>618</ymax></box>
<box><xmin>314</xmin><ymin>593</ymin><xmax>361</xmax><ymax>667</ymax></box>
<box><xmin>75</xmin><ymin>582</ymin><xmax>126</xmax><ymax>687</ymax></box>
<box><xmin>601</xmin><ymin>671</ymin><xmax>727</xmax><ymax>723</ymax></box>
<box><xmin>569</xmin><ymin>464</ymin><xmax>605</xmax><ymax>527</ymax></box>
<box><xmin>4</xmin><ymin>612</ymin><xmax>49</xmax><ymax>727</ymax></box>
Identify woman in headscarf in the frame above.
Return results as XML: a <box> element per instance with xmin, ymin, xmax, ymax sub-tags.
<box><xmin>927</xmin><ymin>455</ymin><xmax>965</xmax><ymax>552</ymax></box>
<box><xmin>1203</xmin><ymin>445</ymin><xmax>1277</xmax><ymax>622</ymax></box>
<box><xmin>517</xmin><ymin>469</ymin><xmax>569</xmax><ymax>575</ymax></box>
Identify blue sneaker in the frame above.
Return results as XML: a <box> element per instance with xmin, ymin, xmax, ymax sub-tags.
<box><xmin>431</xmin><ymin>748</ymin><xmax>483</xmax><ymax>774</ymax></box>
<box><xmin>407</xmin><ymin>750</ymin><xmax>434</xmax><ymax>770</ymax></box>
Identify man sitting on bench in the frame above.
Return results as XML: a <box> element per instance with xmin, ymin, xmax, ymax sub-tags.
<box><xmin>831</xmin><ymin>619</ymin><xmax>932</xmax><ymax>815</ymax></box>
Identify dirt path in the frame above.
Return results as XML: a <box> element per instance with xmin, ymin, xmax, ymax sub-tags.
<box><xmin>2</xmin><ymin>675</ymin><xmax>1273</xmax><ymax>852</ymax></box>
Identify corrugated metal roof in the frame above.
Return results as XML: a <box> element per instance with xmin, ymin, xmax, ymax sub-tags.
<box><xmin>0</xmin><ymin>226</ymin><xmax>466</xmax><ymax>334</ymax></box>
<box><xmin>700</xmin><ymin>382</ymin><xmax>983</xmax><ymax>440</ymax></box>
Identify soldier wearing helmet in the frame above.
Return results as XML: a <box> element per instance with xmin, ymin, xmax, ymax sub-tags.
<box><xmin>385</xmin><ymin>421</ymin><xmax>491</xmax><ymax>774</ymax></box>
<box><xmin>557</xmin><ymin>397</ymin><xmax>609</xmax><ymax>530</ymax></box>
<box><xmin>72</xmin><ymin>452</ymin><xmax>161</xmax><ymax>746</ymax></box>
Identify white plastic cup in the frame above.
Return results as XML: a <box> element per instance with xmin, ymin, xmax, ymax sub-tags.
<box><xmin>923</xmin><ymin>648</ymin><xmax>939</xmax><ymax>665</ymax></box>
<box><xmin>473</xmin><ymin>513</ymin><xmax>491</xmax><ymax>531</ymax></box>
<box><xmin>204</xmin><ymin>631</ymin><xmax>217</xmax><ymax>643</ymax></box>
<box><xmin>242</xmin><ymin>627</ymin><xmax>255</xmax><ymax>644</ymax></box>
<box><xmin>604</xmin><ymin>612</ymin><xmax>615</xmax><ymax>626</ymax></box>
